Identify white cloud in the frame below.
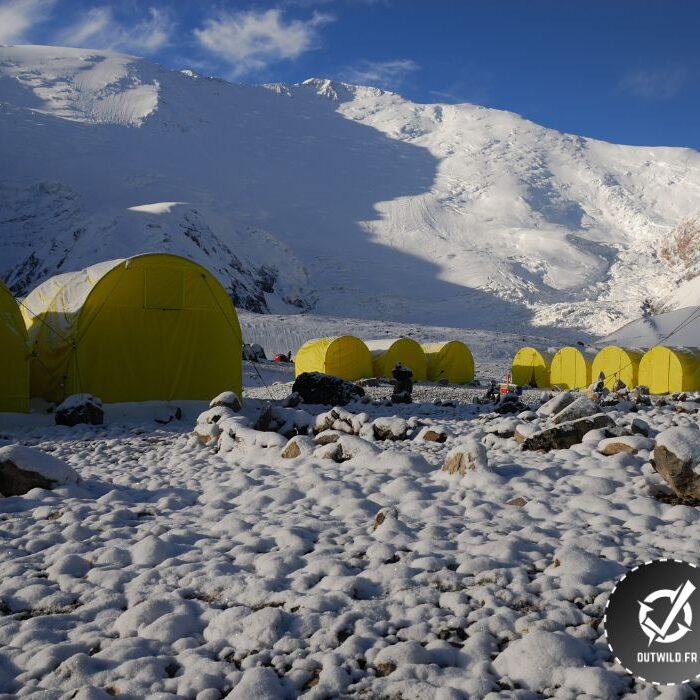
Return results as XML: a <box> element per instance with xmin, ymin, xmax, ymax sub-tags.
<box><xmin>620</xmin><ymin>64</ymin><xmax>688</xmax><ymax>101</ymax></box>
<box><xmin>59</xmin><ymin>6</ymin><xmax>173</xmax><ymax>54</ymax></box>
<box><xmin>339</xmin><ymin>59</ymin><xmax>419</xmax><ymax>90</ymax></box>
<box><xmin>194</xmin><ymin>8</ymin><xmax>333</xmax><ymax>78</ymax></box>
<box><xmin>0</xmin><ymin>0</ymin><xmax>55</xmax><ymax>43</ymax></box>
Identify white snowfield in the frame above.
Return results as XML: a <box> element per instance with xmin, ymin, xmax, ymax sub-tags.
<box><xmin>1</xmin><ymin>45</ymin><xmax>700</xmax><ymax>335</ymax></box>
<box><xmin>1</xmin><ymin>377</ymin><xmax>700</xmax><ymax>698</ymax></box>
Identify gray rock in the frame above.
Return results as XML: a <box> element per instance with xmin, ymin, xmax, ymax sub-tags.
<box><xmin>292</xmin><ymin>372</ymin><xmax>365</xmax><ymax>406</ymax></box>
<box><xmin>522</xmin><ymin>413</ymin><xmax>614</xmax><ymax>452</ymax></box>
<box><xmin>551</xmin><ymin>396</ymin><xmax>599</xmax><ymax>424</ymax></box>
<box><xmin>55</xmin><ymin>394</ymin><xmax>104</xmax><ymax>427</ymax></box>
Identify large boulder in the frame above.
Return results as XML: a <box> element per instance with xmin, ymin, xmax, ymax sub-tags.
<box><xmin>0</xmin><ymin>445</ymin><xmax>79</xmax><ymax>496</ymax></box>
<box><xmin>551</xmin><ymin>396</ymin><xmax>599</xmax><ymax>424</ymax></box>
<box><xmin>653</xmin><ymin>426</ymin><xmax>700</xmax><ymax>501</ymax></box>
<box><xmin>522</xmin><ymin>413</ymin><xmax>614</xmax><ymax>452</ymax></box>
<box><xmin>442</xmin><ymin>437</ymin><xmax>489</xmax><ymax>475</ymax></box>
<box><xmin>55</xmin><ymin>394</ymin><xmax>104</xmax><ymax>427</ymax></box>
<box><xmin>292</xmin><ymin>372</ymin><xmax>365</xmax><ymax>406</ymax></box>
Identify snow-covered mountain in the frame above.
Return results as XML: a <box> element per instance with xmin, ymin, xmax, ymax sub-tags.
<box><xmin>2</xmin><ymin>45</ymin><xmax>699</xmax><ymax>335</ymax></box>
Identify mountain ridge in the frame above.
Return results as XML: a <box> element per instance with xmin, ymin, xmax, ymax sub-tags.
<box><xmin>1</xmin><ymin>44</ymin><xmax>699</xmax><ymax>336</ymax></box>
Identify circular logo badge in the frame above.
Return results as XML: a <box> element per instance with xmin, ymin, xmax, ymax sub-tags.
<box><xmin>605</xmin><ymin>559</ymin><xmax>700</xmax><ymax>685</ymax></box>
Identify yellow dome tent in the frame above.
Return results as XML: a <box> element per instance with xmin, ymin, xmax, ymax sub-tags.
<box><xmin>365</xmin><ymin>338</ymin><xmax>426</xmax><ymax>380</ymax></box>
<box><xmin>0</xmin><ymin>280</ymin><xmax>30</xmax><ymax>412</ymax></box>
<box><xmin>422</xmin><ymin>341</ymin><xmax>474</xmax><ymax>384</ymax></box>
<box><xmin>549</xmin><ymin>346</ymin><xmax>595</xmax><ymax>390</ymax></box>
<box><xmin>592</xmin><ymin>346</ymin><xmax>644</xmax><ymax>390</ymax></box>
<box><xmin>21</xmin><ymin>254</ymin><xmax>243</xmax><ymax>403</ymax></box>
<box><xmin>638</xmin><ymin>346</ymin><xmax>700</xmax><ymax>394</ymax></box>
<box><xmin>511</xmin><ymin>346</ymin><xmax>553</xmax><ymax>388</ymax></box>
<box><xmin>294</xmin><ymin>336</ymin><xmax>372</xmax><ymax>381</ymax></box>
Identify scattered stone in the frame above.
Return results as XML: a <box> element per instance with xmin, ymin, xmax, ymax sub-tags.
<box><xmin>372</xmin><ymin>417</ymin><xmax>409</xmax><ymax>441</ymax></box>
<box><xmin>675</xmin><ymin>402</ymin><xmax>699</xmax><ymax>414</ymax></box>
<box><xmin>55</xmin><ymin>394</ymin><xmax>104</xmax><ymax>427</ymax></box>
<box><xmin>313</xmin><ymin>442</ymin><xmax>344</xmax><ymax>462</ymax></box>
<box><xmin>517</xmin><ymin>410</ymin><xmax>537</xmax><ymax>421</ymax></box>
<box><xmin>281</xmin><ymin>436</ymin><xmax>315</xmax><ymax>459</ymax></box>
<box><xmin>356</xmin><ymin>377</ymin><xmax>380</xmax><ymax>387</ymax></box>
<box><xmin>522</xmin><ymin>414</ymin><xmax>614</xmax><ymax>452</ymax></box>
<box><xmin>0</xmin><ymin>445</ymin><xmax>79</xmax><ymax>496</ymax></box>
<box><xmin>373</xmin><ymin>506</ymin><xmax>398</xmax><ymax>531</ymax></box>
<box><xmin>598</xmin><ymin>436</ymin><xmax>655</xmax><ymax>456</ymax></box>
<box><xmin>210</xmin><ymin>391</ymin><xmax>242</xmax><ymax>412</ymax></box>
<box><xmin>484</xmin><ymin>417</ymin><xmax>519</xmax><ymax>438</ymax></box>
<box><xmin>442</xmin><ymin>437</ymin><xmax>489</xmax><ymax>474</ymax></box>
<box><xmin>631</xmin><ymin>417</ymin><xmax>650</xmax><ymax>437</ymax></box>
<box><xmin>551</xmin><ymin>396</ymin><xmax>599</xmax><ymax>424</ymax></box>
<box><xmin>254</xmin><ymin>403</ymin><xmax>273</xmax><ymax>431</ymax></box>
<box><xmin>536</xmin><ymin>391</ymin><xmax>575</xmax><ymax>418</ymax></box>
<box><xmin>414</xmin><ymin>426</ymin><xmax>448</xmax><ymax>443</ymax></box>
<box><xmin>154</xmin><ymin>405</ymin><xmax>182</xmax><ymax>424</ymax></box>
<box><xmin>314</xmin><ymin>430</ymin><xmax>341</xmax><ymax>445</ymax></box>
<box><xmin>507</xmin><ymin>497</ymin><xmax>528</xmax><ymax>507</ymax></box>
<box><xmin>494</xmin><ymin>395</ymin><xmax>528</xmax><ymax>414</ymax></box>
<box><xmin>514</xmin><ymin>423</ymin><xmax>538</xmax><ymax>443</ymax></box>
<box><xmin>293</xmin><ymin>372</ymin><xmax>365</xmax><ymax>406</ymax></box>
<box><xmin>653</xmin><ymin>426</ymin><xmax>700</xmax><ymax>501</ymax></box>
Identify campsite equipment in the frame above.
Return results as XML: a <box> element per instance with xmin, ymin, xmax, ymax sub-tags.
<box><xmin>549</xmin><ymin>346</ymin><xmax>595</xmax><ymax>390</ymax></box>
<box><xmin>0</xmin><ymin>280</ymin><xmax>30</xmax><ymax>412</ymax></box>
<box><xmin>365</xmin><ymin>338</ymin><xmax>427</xmax><ymax>381</ymax></box>
<box><xmin>21</xmin><ymin>253</ymin><xmax>243</xmax><ymax>403</ymax></box>
<box><xmin>638</xmin><ymin>346</ymin><xmax>700</xmax><ymax>394</ymax></box>
<box><xmin>273</xmin><ymin>353</ymin><xmax>292</xmax><ymax>363</ymax></box>
<box><xmin>511</xmin><ymin>346</ymin><xmax>552</xmax><ymax>388</ymax></box>
<box><xmin>422</xmin><ymin>341</ymin><xmax>474</xmax><ymax>384</ymax></box>
<box><xmin>591</xmin><ymin>346</ymin><xmax>644</xmax><ymax>391</ymax></box>
<box><xmin>294</xmin><ymin>336</ymin><xmax>372</xmax><ymax>381</ymax></box>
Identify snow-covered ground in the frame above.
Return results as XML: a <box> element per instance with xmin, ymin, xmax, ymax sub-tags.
<box><xmin>3</xmin><ymin>372</ymin><xmax>700</xmax><ymax>698</ymax></box>
<box><xmin>2</xmin><ymin>45</ymin><xmax>700</xmax><ymax>336</ymax></box>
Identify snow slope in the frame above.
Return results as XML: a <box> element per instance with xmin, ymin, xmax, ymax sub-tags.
<box><xmin>604</xmin><ymin>306</ymin><xmax>700</xmax><ymax>348</ymax></box>
<box><xmin>2</xmin><ymin>45</ymin><xmax>700</xmax><ymax>335</ymax></box>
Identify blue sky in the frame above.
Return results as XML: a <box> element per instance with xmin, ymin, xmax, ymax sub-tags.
<box><xmin>2</xmin><ymin>0</ymin><xmax>699</xmax><ymax>149</ymax></box>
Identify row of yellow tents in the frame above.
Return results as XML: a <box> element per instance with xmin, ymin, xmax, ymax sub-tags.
<box><xmin>2</xmin><ymin>254</ymin><xmax>699</xmax><ymax>413</ymax></box>
<box><xmin>294</xmin><ymin>336</ymin><xmax>475</xmax><ymax>385</ymax></box>
<box><xmin>512</xmin><ymin>345</ymin><xmax>700</xmax><ymax>394</ymax></box>
<box><xmin>0</xmin><ymin>254</ymin><xmax>243</xmax><ymax>412</ymax></box>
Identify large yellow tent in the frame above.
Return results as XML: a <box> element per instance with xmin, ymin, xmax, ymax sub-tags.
<box><xmin>295</xmin><ymin>336</ymin><xmax>372</xmax><ymax>380</ymax></box>
<box><xmin>21</xmin><ymin>254</ymin><xmax>243</xmax><ymax>403</ymax></box>
<box><xmin>365</xmin><ymin>338</ymin><xmax>426</xmax><ymax>380</ymax></box>
<box><xmin>422</xmin><ymin>341</ymin><xmax>474</xmax><ymax>384</ymax></box>
<box><xmin>592</xmin><ymin>346</ymin><xmax>644</xmax><ymax>390</ymax></box>
<box><xmin>511</xmin><ymin>347</ymin><xmax>553</xmax><ymax>388</ymax></box>
<box><xmin>549</xmin><ymin>346</ymin><xmax>595</xmax><ymax>390</ymax></box>
<box><xmin>0</xmin><ymin>280</ymin><xmax>30</xmax><ymax>412</ymax></box>
<box><xmin>638</xmin><ymin>346</ymin><xmax>700</xmax><ymax>394</ymax></box>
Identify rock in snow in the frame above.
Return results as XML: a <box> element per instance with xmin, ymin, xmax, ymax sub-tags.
<box><xmin>55</xmin><ymin>394</ymin><xmax>104</xmax><ymax>427</ymax></box>
<box><xmin>442</xmin><ymin>437</ymin><xmax>489</xmax><ymax>474</ymax></box>
<box><xmin>653</xmin><ymin>425</ymin><xmax>700</xmax><ymax>501</ymax></box>
<box><xmin>292</xmin><ymin>372</ymin><xmax>365</xmax><ymax>406</ymax></box>
<box><xmin>0</xmin><ymin>444</ymin><xmax>79</xmax><ymax>496</ymax></box>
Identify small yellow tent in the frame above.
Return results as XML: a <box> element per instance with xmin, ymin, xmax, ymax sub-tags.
<box><xmin>511</xmin><ymin>347</ymin><xmax>553</xmax><ymax>388</ymax></box>
<box><xmin>22</xmin><ymin>254</ymin><xmax>243</xmax><ymax>403</ymax></box>
<box><xmin>549</xmin><ymin>346</ymin><xmax>595</xmax><ymax>390</ymax></box>
<box><xmin>365</xmin><ymin>338</ymin><xmax>426</xmax><ymax>380</ymax></box>
<box><xmin>295</xmin><ymin>336</ymin><xmax>372</xmax><ymax>380</ymax></box>
<box><xmin>422</xmin><ymin>341</ymin><xmax>474</xmax><ymax>384</ymax></box>
<box><xmin>0</xmin><ymin>280</ymin><xmax>30</xmax><ymax>412</ymax></box>
<box><xmin>592</xmin><ymin>346</ymin><xmax>644</xmax><ymax>390</ymax></box>
<box><xmin>638</xmin><ymin>346</ymin><xmax>700</xmax><ymax>394</ymax></box>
